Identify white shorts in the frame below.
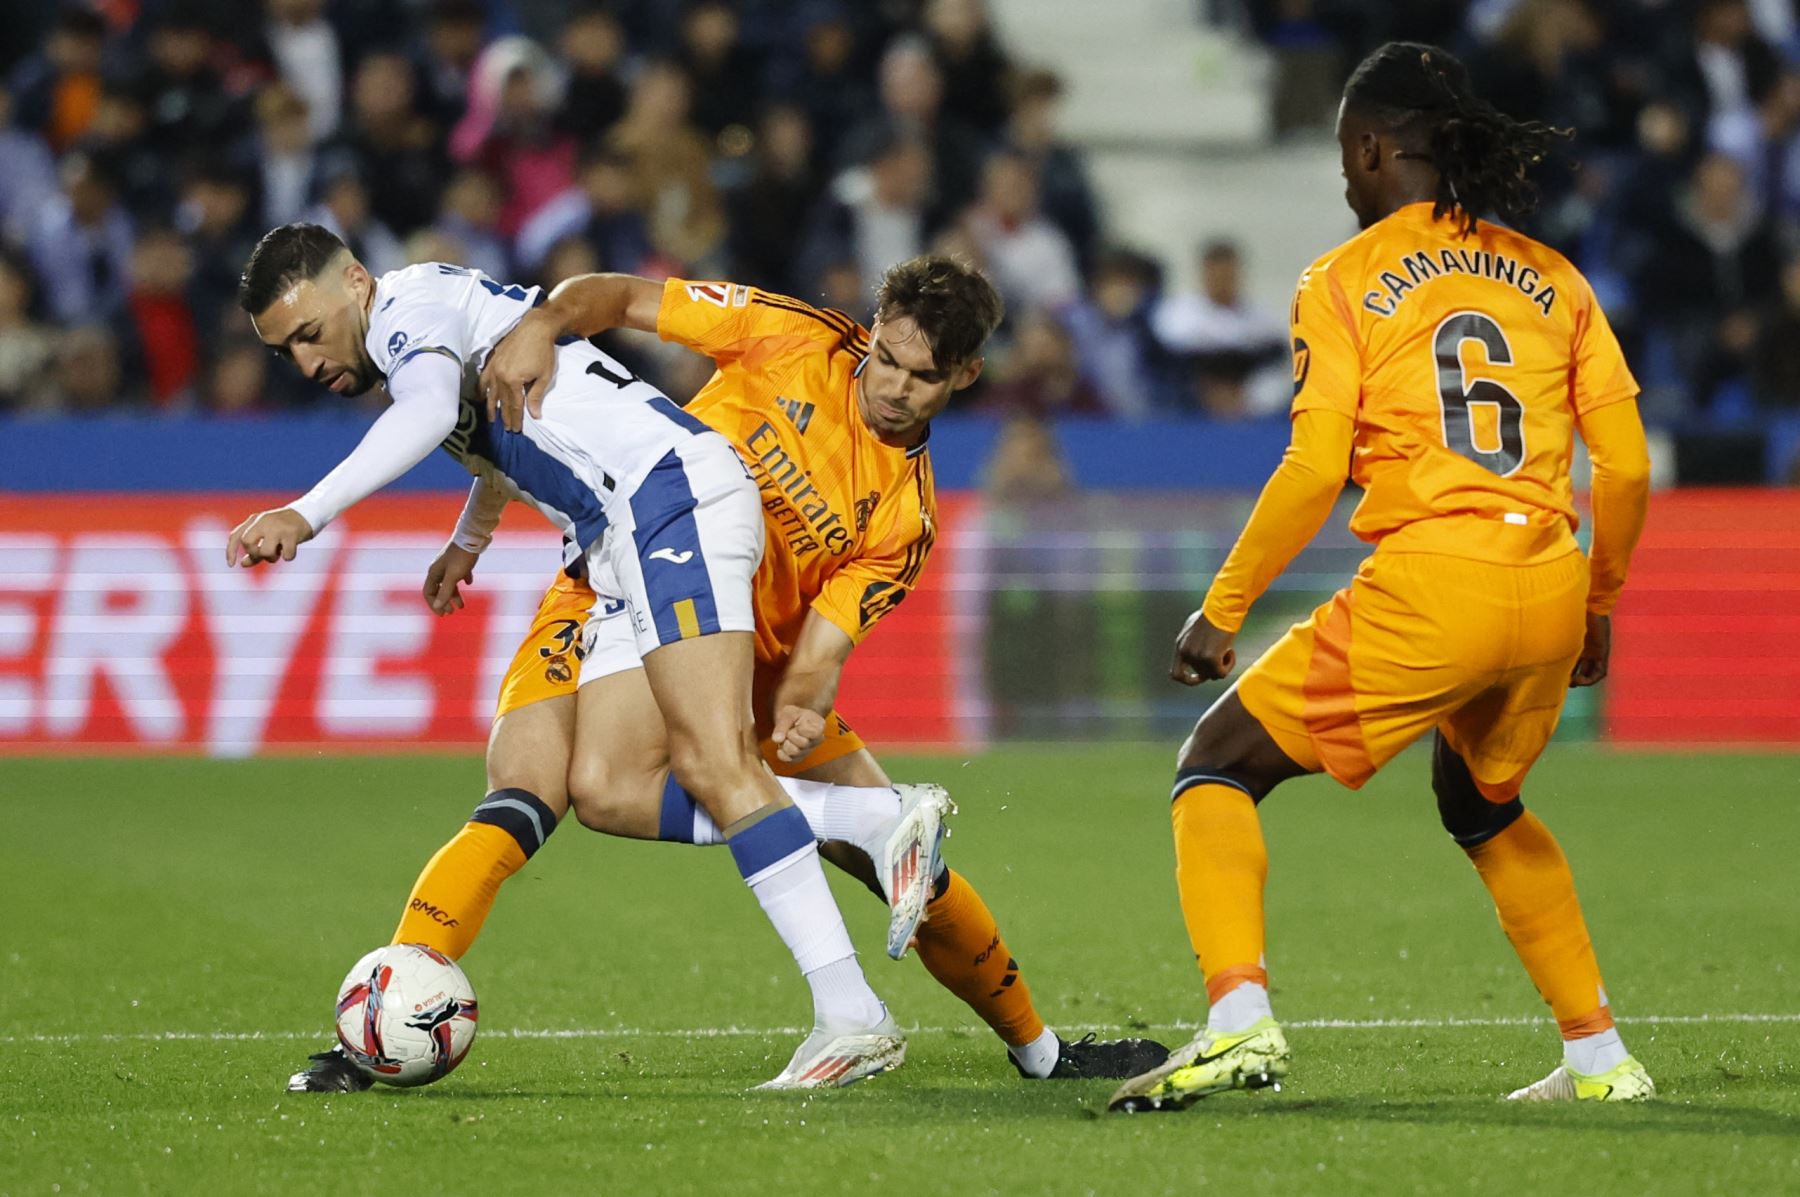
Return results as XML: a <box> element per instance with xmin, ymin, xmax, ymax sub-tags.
<box><xmin>578</xmin><ymin>432</ymin><xmax>763</xmax><ymax>682</ymax></box>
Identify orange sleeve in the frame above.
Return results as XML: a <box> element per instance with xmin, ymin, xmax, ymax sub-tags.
<box><xmin>1200</xmin><ymin>409</ymin><xmax>1355</xmax><ymax>634</ymax></box>
<box><xmin>1287</xmin><ymin>259</ymin><xmax>1362</xmax><ymax>419</ymax></box>
<box><xmin>1577</xmin><ymin>399</ymin><xmax>1650</xmax><ymax>615</ymax></box>
<box><xmin>811</xmin><ymin>492</ymin><xmax>935</xmax><ymax>646</ymax></box>
<box><xmin>657</xmin><ymin>279</ymin><xmax>860</xmax><ymax>365</ymax></box>
<box><xmin>1571</xmin><ymin>277</ymin><xmax>1639</xmax><ymax>416</ymax></box>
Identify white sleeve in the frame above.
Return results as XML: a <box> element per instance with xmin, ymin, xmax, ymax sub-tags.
<box><xmin>450</xmin><ymin>475</ymin><xmax>510</xmax><ymax>553</ymax></box>
<box><xmin>288</xmin><ymin>352</ymin><xmax>462</xmax><ymax>533</ymax></box>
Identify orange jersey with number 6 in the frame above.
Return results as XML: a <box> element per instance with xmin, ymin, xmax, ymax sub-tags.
<box><xmin>1291</xmin><ymin>201</ymin><xmax>1637</xmax><ymax>562</ymax></box>
<box><xmin>654</xmin><ymin>279</ymin><xmax>936</xmax><ymax>666</ymax></box>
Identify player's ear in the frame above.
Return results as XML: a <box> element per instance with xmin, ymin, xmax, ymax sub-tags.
<box><xmin>343</xmin><ymin>258</ymin><xmax>373</xmax><ymax>303</ymax></box>
<box><xmin>1358</xmin><ymin>129</ymin><xmax>1382</xmax><ymax>175</ymax></box>
<box><xmin>951</xmin><ymin>355</ymin><xmax>984</xmax><ymax>391</ymax></box>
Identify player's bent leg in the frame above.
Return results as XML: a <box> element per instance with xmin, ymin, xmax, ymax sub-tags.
<box><xmin>389</xmin><ymin>694</ymin><xmax>577</xmax><ymax>958</ymax></box>
<box><xmin>1433</xmin><ymin>732</ymin><xmax>1650</xmax><ymax>1100</ymax></box>
<box><xmin>1172</xmin><ymin>689</ymin><xmax>1308</xmax><ymax>1034</ymax></box>
<box><xmin>1110</xmin><ymin>690</ymin><xmax>1309</xmax><ymax>1113</ymax></box>
<box><xmin>564</xmin><ymin>666</ymin><xmax>679</xmax><ymax>840</ymax></box>
<box><xmin>630</xmin><ymin>631</ymin><xmax>898</xmax><ymax>1086</ymax></box>
<box><xmin>289</xmin><ymin>695</ymin><xmax>578</xmax><ymax>1095</ymax></box>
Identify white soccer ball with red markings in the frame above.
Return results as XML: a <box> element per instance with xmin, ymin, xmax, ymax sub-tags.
<box><xmin>334</xmin><ymin>944</ymin><xmax>479</xmax><ymax>1087</ymax></box>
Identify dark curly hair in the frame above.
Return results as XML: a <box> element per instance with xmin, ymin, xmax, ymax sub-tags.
<box><xmin>874</xmin><ymin>255</ymin><xmax>1004</xmax><ymax>369</ymax></box>
<box><xmin>1343</xmin><ymin>42</ymin><xmax>1570</xmax><ymax>236</ymax></box>
<box><xmin>237</xmin><ymin>223</ymin><xmax>349</xmax><ymax>315</ymax></box>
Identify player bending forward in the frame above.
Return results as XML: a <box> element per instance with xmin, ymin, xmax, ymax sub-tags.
<box><xmin>289</xmin><ymin>258</ymin><xmax>1167</xmax><ymax>1092</ymax></box>
<box><xmin>230</xmin><ymin>223</ymin><xmax>904</xmax><ymax>1089</ymax></box>
<box><xmin>1110</xmin><ymin>42</ymin><xmax>1654</xmax><ymax>1113</ymax></box>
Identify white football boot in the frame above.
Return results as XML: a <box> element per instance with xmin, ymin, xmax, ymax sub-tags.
<box><xmin>755</xmin><ymin>1011</ymin><xmax>907</xmax><ymax>1090</ymax></box>
<box><xmin>880</xmin><ymin>783</ymin><xmax>955</xmax><ymax>960</ymax></box>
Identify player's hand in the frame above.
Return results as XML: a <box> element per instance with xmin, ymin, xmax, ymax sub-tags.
<box><xmin>1570</xmin><ymin>612</ymin><xmax>1611</xmax><ymax>687</ymax></box>
<box><xmin>481</xmin><ymin>309</ymin><xmax>559</xmax><ymax>432</ymax></box>
<box><xmin>423</xmin><ymin>544</ymin><xmax>481</xmax><ymax>616</ymax></box>
<box><xmin>1171</xmin><ymin>608</ymin><xmax>1237</xmax><ymax>686</ymax></box>
<box><xmin>771</xmin><ymin>705</ymin><xmax>827</xmax><ymax>763</ymax></box>
<box><xmin>225</xmin><ymin>508</ymin><xmax>314</xmax><ymax>568</ymax></box>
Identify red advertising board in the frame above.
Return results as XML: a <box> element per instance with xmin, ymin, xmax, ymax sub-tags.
<box><xmin>0</xmin><ymin>494</ymin><xmax>976</xmax><ymax>755</ymax></box>
<box><xmin>1607</xmin><ymin>489</ymin><xmax>1800</xmax><ymax>745</ymax></box>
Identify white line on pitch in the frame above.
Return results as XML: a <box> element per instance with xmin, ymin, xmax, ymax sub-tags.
<box><xmin>2</xmin><ymin>1012</ymin><xmax>1797</xmax><ymax>1046</ymax></box>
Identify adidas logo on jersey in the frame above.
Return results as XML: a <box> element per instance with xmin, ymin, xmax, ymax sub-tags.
<box><xmin>776</xmin><ymin>396</ymin><xmax>815</xmax><ymax>434</ymax></box>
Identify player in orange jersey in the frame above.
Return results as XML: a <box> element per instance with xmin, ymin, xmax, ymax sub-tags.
<box><xmin>1110</xmin><ymin>43</ymin><xmax>1655</xmax><ymax>1113</ymax></box>
<box><xmin>289</xmin><ymin>257</ymin><xmax>1165</xmax><ymax>1093</ymax></box>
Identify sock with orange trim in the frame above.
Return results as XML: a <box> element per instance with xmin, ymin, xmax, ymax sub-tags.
<box><xmin>913</xmin><ymin>870</ymin><xmax>1049</xmax><ymax>1060</ymax></box>
<box><xmin>391</xmin><ymin>788</ymin><xmax>559</xmax><ymax>959</ymax></box>
<box><xmin>1171</xmin><ymin>774</ymin><xmax>1274</xmax><ymax>1035</ymax></box>
<box><xmin>1463</xmin><ymin>809</ymin><xmax>1627</xmax><ymax>1069</ymax></box>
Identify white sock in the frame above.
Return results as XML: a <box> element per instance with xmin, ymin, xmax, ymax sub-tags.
<box><xmin>1206</xmin><ymin>982</ymin><xmax>1273</xmax><ymax>1035</ymax></box>
<box><xmin>1563</xmin><ymin>1027</ymin><xmax>1628</xmax><ymax>1075</ymax></box>
<box><xmin>688</xmin><ymin>779</ymin><xmax>899</xmax><ymax>856</ymax></box>
<box><xmin>739</xmin><ymin>832</ymin><xmax>886</xmax><ymax>1029</ymax></box>
<box><xmin>689</xmin><ymin>806</ymin><xmax>725</xmax><ymax>845</ymax></box>
<box><xmin>1008</xmin><ymin>1026</ymin><xmax>1060</xmax><ymax>1079</ymax></box>
<box><xmin>779</xmin><ymin>777</ymin><xmax>901</xmax><ymax>859</ymax></box>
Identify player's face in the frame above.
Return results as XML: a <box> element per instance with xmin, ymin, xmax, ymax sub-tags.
<box><xmin>856</xmin><ymin>315</ymin><xmax>982</xmax><ymax>447</ymax></box>
<box><xmin>251</xmin><ymin>262</ymin><xmax>379</xmax><ymax>397</ymax></box>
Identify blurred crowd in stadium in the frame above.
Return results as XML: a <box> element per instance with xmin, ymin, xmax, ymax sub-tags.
<box><xmin>1</xmin><ymin>0</ymin><xmax>1799</xmax><ymax>456</ymax></box>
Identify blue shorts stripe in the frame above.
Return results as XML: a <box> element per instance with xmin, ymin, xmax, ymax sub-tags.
<box><xmin>726</xmin><ymin>805</ymin><xmax>813</xmax><ymax>880</ymax></box>
<box><xmin>630</xmin><ymin>451</ymin><xmax>721</xmax><ymax>645</ymax></box>
<box><xmin>657</xmin><ymin>776</ymin><xmax>698</xmax><ymax>843</ymax></box>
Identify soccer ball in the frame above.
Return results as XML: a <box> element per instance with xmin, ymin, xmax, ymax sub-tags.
<box><xmin>334</xmin><ymin>944</ymin><xmax>479</xmax><ymax>1087</ymax></box>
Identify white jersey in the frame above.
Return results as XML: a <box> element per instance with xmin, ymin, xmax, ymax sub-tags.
<box><xmin>289</xmin><ymin>262</ymin><xmax>710</xmax><ymax>554</ymax></box>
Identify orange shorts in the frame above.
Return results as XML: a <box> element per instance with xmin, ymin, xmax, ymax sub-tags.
<box><xmin>1234</xmin><ymin>548</ymin><xmax>1588</xmax><ymax>800</ymax></box>
<box><xmin>494</xmin><ymin>571</ymin><xmax>867</xmax><ymax>776</ymax></box>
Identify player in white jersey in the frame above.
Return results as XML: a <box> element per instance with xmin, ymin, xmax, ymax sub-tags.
<box><xmin>226</xmin><ymin>223</ymin><xmax>906</xmax><ymax>1088</ymax></box>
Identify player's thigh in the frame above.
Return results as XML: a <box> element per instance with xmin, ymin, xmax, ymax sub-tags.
<box><xmin>1234</xmin><ymin>554</ymin><xmax>1507</xmax><ymax>790</ymax></box>
<box><xmin>610</xmin><ymin>438</ymin><xmax>769</xmax><ymax>809</ymax></box>
<box><xmin>1441</xmin><ymin>554</ymin><xmax>1587</xmax><ymax>801</ymax></box>
<box><xmin>565</xmin><ymin>592</ymin><xmax>675</xmax><ymax>837</ymax></box>
<box><xmin>487</xmin><ymin>694</ymin><xmax>577</xmax><ymax>817</ymax></box>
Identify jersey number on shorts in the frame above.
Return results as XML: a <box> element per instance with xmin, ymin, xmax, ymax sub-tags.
<box><xmin>1433</xmin><ymin>311</ymin><xmax>1525</xmax><ymax>477</ymax></box>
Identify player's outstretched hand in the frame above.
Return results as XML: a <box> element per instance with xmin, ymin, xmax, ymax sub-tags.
<box><xmin>423</xmin><ymin>544</ymin><xmax>481</xmax><ymax>616</ymax></box>
<box><xmin>1171</xmin><ymin>608</ymin><xmax>1236</xmax><ymax>686</ymax></box>
<box><xmin>1570</xmin><ymin>612</ymin><xmax>1611</xmax><ymax>687</ymax></box>
<box><xmin>771</xmin><ymin>705</ymin><xmax>827</xmax><ymax>763</ymax></box>
<box><xmin>225</xmin><ymin>508</ymin><xmax>314</xmax><ymax>568</ymax></box>
<box><xmin>481</xmin><ymin>309</ymin><xmax>559</xmax><ymax>432</ymax></box>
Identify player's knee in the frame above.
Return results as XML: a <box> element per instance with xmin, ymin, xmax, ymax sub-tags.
<box><xmin>1432</xmin><ymin>734</ymin><xmax>1524</xmax><ymax>848</ymax></box>
<box><xmin>663</xmin><ymin>731</ymin><xmax>760</xmax><ymax>806</ymax></box>
<box><xmin>1175</xmin><ymin>724</ymin><xmax>1281</xmax><ymax>802</ymax></box>
<box><xmin>565</xmin><ymin>755</ymin><xmax>656</xmax><ymax>835</ymax></box>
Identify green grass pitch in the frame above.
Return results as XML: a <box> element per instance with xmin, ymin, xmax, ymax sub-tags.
<box><xmin>3</xmin><ymin>746</ymin><xmax>1797</xmax><ymax>1195</ymax></box>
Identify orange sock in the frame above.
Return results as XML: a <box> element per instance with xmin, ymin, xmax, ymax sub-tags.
<box><xmin>391</xmin><ymin>822</ymin><xmax>527</xmax><ymax>959</ymax></box>
<box><xmin>1465</xmin><ymin>810</ymin><xmax>1613</xmax><ymax>1038</ymax></box>
<box><xmin>1171</xmin><ymin>781</ymin><xmax>1270</xmax><ymax>1003</ymax></box>
<box><xmin>913</xmin><ymin>870</ymin><xmax>1046</xmax><ymax>1048</ymax></box>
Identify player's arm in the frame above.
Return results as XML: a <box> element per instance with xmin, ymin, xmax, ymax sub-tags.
<box><xmin>1173</xmin><ymin>261</ymin><xmax>1358</xmax><ymax>685</ymax></box>
<box><xmin>423</xmin><ymin>476</ymin><xmax>511</xmax><ymax>616</ymax></box>
<box><xmin>225</xmin><ymin>353</ymin><xmax>461</xmax><ymax>568</ymax></box>
<box><xmin>480</xmin><ymin>273</ymin><xmax>664</xmax><ymax>427</ymax></box>
<box><xmin>1172</xmin><ymin>410</ymin><xmax>1354</xmax><ymax>684</ymax></box>
<box><xmin>1570</xmin><ymin>400</ymin><xmax>1650</xmax><ymax>686</ymax></box>
<box><xmin>1567</xmin><ymin>279</ymin><xmax>1652</xmax><ymax>687</ymax></box>
<box><xmin>768</xmin><ymin>612</ymin><xmax>858</xmax><ymax>763</ymax></box>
